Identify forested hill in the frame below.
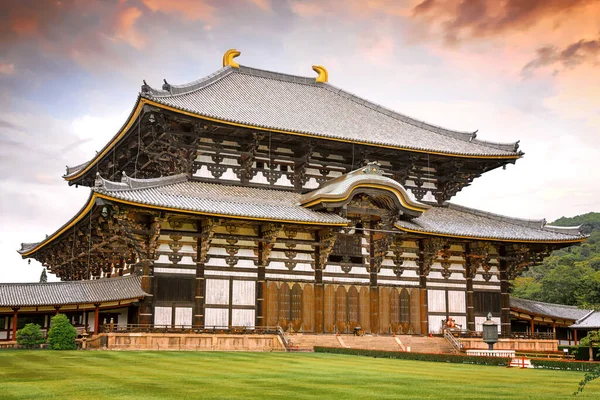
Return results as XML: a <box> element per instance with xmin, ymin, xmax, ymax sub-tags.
<box><xmin>511</xmin><ymin>212</ymin><xmax>600</xmax><ymax>307</ymax></box>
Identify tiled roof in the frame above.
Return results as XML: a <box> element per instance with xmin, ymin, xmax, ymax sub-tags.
<box><xmin>94</xmin><ymin>173</ymin><xmax>348</xmax><ymax>225</ymax></box>
<box><xmin>510</xmin><ymin>297</ymin><xmax>590</xmax><ymax>321</ymax></box>
<box><xmin>571</xmin><ymin>311</ymin><xmax>600</xmax><ymax>329</ymax></box>
<box><xmin>395</xmin><ymin>203</ymin><xmax>585</xmax><ymax>242</ymax></box>
<box><xmin>300</xmin><ymin>163</ymin><xmax>429</xmax><ymax>215</ymax></box>
<box><xmin>0</xmin><ymin>275</ymin><xmax>146</xmax><ymax>307</ymax></box>
<box><xmin>141</xmin><ymin>65</ymin><xmax>520</xmax><ymax>158</ymax></box>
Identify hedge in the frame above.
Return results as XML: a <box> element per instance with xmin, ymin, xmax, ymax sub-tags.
<box><xmin>313</xmin><ymin>346</ymin><xmax>509</xmax><ymax>366</ymax></box>
<box><xmin>531</xmin><ymin>359</ymin><xmax>600</xmax><ymax>372</ymax></box>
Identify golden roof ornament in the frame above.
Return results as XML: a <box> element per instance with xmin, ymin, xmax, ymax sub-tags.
<box><xmin>312</xmin><ymin>65</ymin><xmax>328</xmax><ymax>83</ymax></box>
<box><xmin>223</xmin><ymin>49</ymin><xmax>241</xmax><ymax>68</ymax></box>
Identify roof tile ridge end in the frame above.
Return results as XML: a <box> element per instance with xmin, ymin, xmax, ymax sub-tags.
<box><xmin>142</xmin><ymin>66</ymin><xmax>234</xmax><ymax>98</ymax></box>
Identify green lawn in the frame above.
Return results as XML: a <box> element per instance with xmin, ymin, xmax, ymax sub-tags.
<box><xmin>0</xmin><ymin>351</ymin><xmax>598</xmax><ymax>399</ymax></box>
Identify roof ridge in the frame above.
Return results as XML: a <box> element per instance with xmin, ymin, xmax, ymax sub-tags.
<box><xmin>94</xmin><ymin>172</ymin><xmax>189</xmax><ymax>192</ymax></box>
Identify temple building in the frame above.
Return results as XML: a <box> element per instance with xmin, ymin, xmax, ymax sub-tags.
<box><xmin>1</xmin><ymin>50</ymin><xmax>586</xmax><ymax>343</ymax></box>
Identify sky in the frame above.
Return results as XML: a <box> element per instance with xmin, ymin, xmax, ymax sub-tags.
<box><xmin>0</xmin><ymin>0</ymin><xmax>599</xmax><ymax>283</ymax></box>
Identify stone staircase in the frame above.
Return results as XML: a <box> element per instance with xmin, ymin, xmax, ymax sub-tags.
<box><xmin>287</xmin><ymin>334</ymin><xmax>455</xmax><ymax>354</ymax></box>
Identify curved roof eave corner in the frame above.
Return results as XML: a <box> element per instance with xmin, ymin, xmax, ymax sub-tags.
<box><xmin>63</xmin><ymin>95</ymin><xmax>146</xmax><ymax>182</ymax></box>
<box><xmin>18</xmin><ymin>191</ymin><xmax>97</xmax><ymax>258</ymax></box>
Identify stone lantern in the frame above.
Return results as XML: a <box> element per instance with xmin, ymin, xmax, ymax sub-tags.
<box><xmin>482</xmin><ymin>312</ymin><xmax>499</xmax><ymax>351</ymax></box>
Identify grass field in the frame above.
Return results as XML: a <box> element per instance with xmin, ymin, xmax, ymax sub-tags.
<box><xmin>0</xmin><ymin>351</ymin><xmax>598</xmax><ymax>399</ymax></box>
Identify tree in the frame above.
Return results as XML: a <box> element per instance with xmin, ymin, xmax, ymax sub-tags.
<box><xmin>47</xmin><ymin>314</ymin><xmax>77</xmax><ymax>350</ymax></box>
<box><xmin>575</xmin><ymin>330</ymin><xmax>600</xmax><ymax>395</ymax></box>
<box><xmin>579</xmin><ymin>329</ymin><xmax>600</xmax><ymax>362</ymax></box>
<box><xmin>39</xmin><ymin>269</ymin><xmax>47</xmax><ymax>283</ymax></box>
<box><xmin>16</xmin><ymin>323</ymin><xmax>45</xmax><ymax>349</ymax></box>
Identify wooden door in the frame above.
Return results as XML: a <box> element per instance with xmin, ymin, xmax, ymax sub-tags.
<box><xmin>390</xmin><ymin>288</ymin><xmax>400</xmax><ymax>334</ymax></box>
<box><xmin>379</xmin><ymin>287</ymin><xmax>390</xmax><ymax>334</ymax></box>
<box><xmin>279</xmin><ymin>283</ymin><xmax>291</xmax><ymax>331</ymax></box>
<box><xmin>302</xmin><ymin>284</ymin><xmax>314</xmax><ymax>332</ymax></box>
<box><xmin>335</xmin><ymin>286</ymin><xmax>347</xmax><ymax>333</ymax></box>
<box><xmin>359</xmin><ymin>286</ymin><xmax>370</xmax><ymax>332</ymax></box>
<box><xmin>347</xmin><ymin>286</ymin><xmax>359</xmax><ymax>330</ymax></box>
<box><xmin>324</xmin><ymin>284</ymin><xmax>335</xmax><ymax>333</ymax></box>
<box><xmin>291</xmin><ymin>283</ymin><xmax>303</xmax><ymax>332</ymax></box>
<box><xmin>266</xmin><ymin>282</ymin><xmax>279</xmax><ymax>328</ymax></box>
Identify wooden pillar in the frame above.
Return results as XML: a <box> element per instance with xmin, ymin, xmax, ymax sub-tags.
<box><xmin>93</xmin><ymin>304</ymin><xmax>100</xmax><ymax>334</ymax></box>
<box><xmin>138</xmin><ymin>260</ymin><xmax>154</xmax><ymax>326</ymax></box>
<box><xmin>465</xmin><ymin>243</ymin><xmax>475</xmax><ymax>332</ymax></box>
<box><xmin>11</xmin><ymin>308</ymin><xmax>19</xmax><ymax>341</ymax></box>
<box><xmin>194</xmin><ymin>226</ymin><xmax>206</xmax><ymax>327</ymax></box>
<box><xmin>255</xmin><ymin>238</ymin><xmax>266</xmax><ymax>329</ymax></box>
<box><xmin>530</xmin><ymin>317</ymin><xmax>535</xmax><ymax>336</ymax></box>
<box><xmin>498</xmin><ymin>245</ymin><xmax>511</xmax><ymax>337</ymax></box>
<box><xmin>552</xmin><ymin>322</ymin><xmax>556</xmax><ymax>340</ymax></box>
<box><xmin>574</xmin><ymin>329</ymin><xmax>578</xmax><ymax>345</ymax></box>
<box><xmin>418</xmin><ymin>240</ymin><xmax>428</xmax><ymax>335</ymax></box>
<box><xmin>314</xmin><ymin>231</ymin><xmax>324</xmax><ymax>333</ymax></box>
<box><xmin>369</xmin><ymin>222</ymin><xmax>379</xmax><ymax>334</ymax></box>
<box><xmin>54</xmin><ymin>306</ymin><xmax>60</xmax><ymax>316</ymax></box>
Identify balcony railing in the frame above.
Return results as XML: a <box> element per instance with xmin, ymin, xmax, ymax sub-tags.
<box><xmin>452</xmin><ymin>330</ymin><xmax>555</xmax><ymax>340</ymax></box>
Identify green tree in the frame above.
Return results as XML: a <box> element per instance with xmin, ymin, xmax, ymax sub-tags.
<box><xmin>47</xmin><ymin>314</ymin><xmax>77</xmax><ymax>350</ymax></box>
<box><xmin>39</xmin><ymin>269</ymin><xmax>47</xmax><ymax>283</ymax></box>
<box><xmin>16</xmin><ymin>323</ymin><xmax>45</xmax><ymax>349</ymax></box>
<box><xmin>575</xmin><ymin>330</ymin><xmax>600</xmax><ymax>395</ymax></box>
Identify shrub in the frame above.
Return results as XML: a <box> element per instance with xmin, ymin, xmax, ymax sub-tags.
<box><xmin>530</xmin><ymin>359</ymin><xmax>599</xmax><ymax>372</ymax></box>
<box><xmin>47</xmin><ymin>314</ymin><xmax>77</xmax><ymax>350</ymax></box>
<box><xmin>313</xmin><ymin>347</ymin><xmax>509</xmax><ymax>366</ymax></box>
<box><xmin>16</xmin><ymin>323</ymin><xmax>45</xmax><ymax>349</ymax></box>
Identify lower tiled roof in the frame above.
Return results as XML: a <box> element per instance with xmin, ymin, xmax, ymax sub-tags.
<box><xmin>510</xmin><ymin>297</ymin><xmax>590</xmax><ymax>321</ymax></box>
<box><xmin>0</xmin><ymin>275</ymin><xmax>146</xmax><ymax>307</ymax></box>
<box><xmin>396</xmin><ymin>203</ymin><xmax>585</xmax><ymax>242</ymax></box>
<box><xmin>94</xmin><ymin>174</ymin><xmax>348</xmax><ymax>225</ymax></box>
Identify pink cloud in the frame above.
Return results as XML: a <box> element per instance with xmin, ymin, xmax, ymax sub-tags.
<box><xmin>141</xmin><ymin>0</ymin><xmax>216</xmax><ymax>22</ymax></box>
<box><xmin>0</xmin><ymin>63</ymin><xmax>15</xmax><ymax>75</ymax></box>
<box><xmin>247</xmin><ymin>0</ymin><xmax>271</xmax><ymax>12</ymax></box>
<box><xmin>114</xmin><ymin>7</ymin><xmax>145</xmax><ymax>50</ymax></box>
<box><xmin>290</xmin><ymin>1</ymin><xmax>323</xmax><ymax>17</ymax></box>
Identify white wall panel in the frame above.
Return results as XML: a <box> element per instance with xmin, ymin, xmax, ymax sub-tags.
<box><xmin>475</xmin><ymin>316</ymin><xmax>501</xmax><ymax>333</ymax></box>
<box><xmin>175</xmin><ymin>307</ymin><xmax>193</xmax><ymax>327</ymax></box>
<box><xmin>427</xmin><ymin>290</ymin><xmax>446</xmax><ymax>312</ymax></box>
<box><xmin>205</xmin><ymin>308</ymin><xmax>228</xmax><ymax>327</ymax></box>
<box><xmin>154</xmin><ymin>306</ymin><xmax>172</xmax><ymax>326</ymax></box>
<box><xmin>453</xmin><ymin>316</ymin><xmax>467</xmax><ymax>329</ymax></box>
<box><xmin>448</xmin><ymin>291</ymin><xmax>466</xmax><ymax>313</ymax></box>
<box><xmin>206</xmin><ymin>279</ymin><xmax>230</xmax><ymax>305</ymax></box>
<box><xmin>232</xmin><ymin>280</ymin><xmax>255</xmax><ymax>306</ymax></box>
<box><xmin>232</xmin><ymin>309</ymin><xmax>255</xmax><ymax>327</ymax></box>
<box><xmin>428</xmin><ymin>315</ymin><xmax>446</xmax><ymax>334</ymax></box>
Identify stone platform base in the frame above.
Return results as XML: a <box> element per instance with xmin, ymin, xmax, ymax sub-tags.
<box><xmin>88</xmin><ymin>333</ymin><xmax>285</xmax><ymax>351</ymax></box>
<box><xmin>460</xmin><ymin>338</ymin><xmax>558</xmax><ymax>352</ymax></box>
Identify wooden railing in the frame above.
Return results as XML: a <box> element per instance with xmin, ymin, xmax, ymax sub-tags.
<box><xmin>276</xmin><ymin>325</ymin><xmax>291</xmax><ymax>351</ymax></box>
<box><xmin>443</xmin><ymin>329</ymin><xmax>462</xmax><ymax>353</ymax></box>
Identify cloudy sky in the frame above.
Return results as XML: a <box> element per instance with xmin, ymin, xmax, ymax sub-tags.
<box><xmin>1</xmin><ymin>0</ymin><xmax>599</xmax><ymax>282</ymax></box>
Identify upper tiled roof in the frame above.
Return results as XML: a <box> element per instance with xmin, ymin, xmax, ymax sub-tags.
<box><xmin>571</xmin><ymin>311</ymin><xmax>600</xmax><ymax>329</ymax></box>
<box><xmin>94</xmin><ymin>173</ymin><xmax>348</xmax><ymax>225</ymax></box>
<box><xmin>510</xmin><ymin>297</ymin><xmax>590</xmax><ymax>321</ymax></box>
<box><xmin>395</xmin><ymin>203</ymin><xmax>585</xmax><ymax>242</ymax></box>
<box><xmin>0</xmin><ymin>275</ymin><xmax>146</xmax><ymax>307</ymax></box>
<box><xmin>141</xmin><ymin>65</ymin><xmax>520</xmax><ymax>158</ymax></box>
